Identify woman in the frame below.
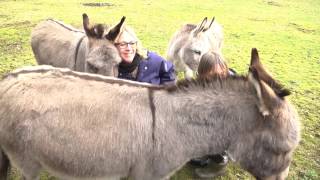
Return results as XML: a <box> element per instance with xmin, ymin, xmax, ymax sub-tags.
<box><xmin>197</xmin><ymin>51</ymin><xmax>231</xmax><ymax>79</ymax></box>
<box><xmin>190</xmin><ymin>51</ymin><xmax>236</xmax><ymax>178</ymax></box>
<box><xmin>114</xmin><ymin>25</ymin><xmax>175</xmax><ymax>85</ymax></box>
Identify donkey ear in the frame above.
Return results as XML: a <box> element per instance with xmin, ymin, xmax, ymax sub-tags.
<box><xmin>192</xmin><ymin>17</ymin><xmax>207</xmax><ymax>36</ymax></box>
<box><xmin>83</xmin><ymin>13</ymin><xmax>94</xmax><ymax>37</ymax></box>
<box><xmin>203</xmin><ymin>16</ymin><xmax>215</xmax><ymax>32</ymax></box>
<box><xmin>250</xmin><ymin>48</ymin><xmax>260</xmax><ymax>66</ymax></box>
<box><xmin>105</xmin><ymin>16</ymin><xmax>126</xmax><ymax>41</ymax></box>
<box><xmin>249</xmin><ymin>48</ymin><xmax>291</xmax><ymax>98</ymax></box>
<box><xmin>83</xmin><ymin>13</ymin><xmax>105</xmax><ymax>39</ymax></box>
<box><xmin>248</xmin><ymin>67</ymin><xmax>270</xmax><ymax>116</ymax></box>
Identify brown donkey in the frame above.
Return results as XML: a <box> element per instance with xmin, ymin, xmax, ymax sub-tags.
<box><xmin>0</xmin><ymin>49</ymin><xmax>299</xmax><ymax>180</ymax></box>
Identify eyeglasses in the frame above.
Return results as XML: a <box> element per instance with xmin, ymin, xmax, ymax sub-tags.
<box><xmin>115</xmin><ymin>41</ymin><xmax>137</xmax><ymax>49</ymax></box>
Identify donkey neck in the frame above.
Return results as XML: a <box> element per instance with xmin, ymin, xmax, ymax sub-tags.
<box><xmin>154</xmin><ymin>79</ymin><xmax>259</xmax><ymax>159</ymax></box>
<box><xmin>74</xmin><ymin>36</ymin><xmax>88</xmax><ymax>71</ymax></box>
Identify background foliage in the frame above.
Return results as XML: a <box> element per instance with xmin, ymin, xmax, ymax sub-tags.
<box><xmin>0</xmin><ymin>0</ymin><xmax>319</xmax><ymax>179</ymax></box>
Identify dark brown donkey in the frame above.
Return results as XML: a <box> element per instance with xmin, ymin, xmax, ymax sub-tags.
<box><xmin>31</xmin><ymin>13</ymin><xmax>125</xmax><ymax>76</ymax></box>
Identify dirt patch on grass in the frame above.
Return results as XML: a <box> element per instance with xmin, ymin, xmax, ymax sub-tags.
<box><xmin>230</xmin><ymin>33</ymin><xmax>240</xmax><ymax>38</ymax></box>
<box><xmin>266</xmin><ymin>1</ymin><xmax>282</xmax><ymax>7</ymax></box>
<box><xmin>82</xmin><ymin>2</ymin><xmax>115</xmax><ymax>7</ymax></box>
<box><xmin>0</xmin><ymin>39</ymin><xmax>23</xmax><ymax>54</ymax></box>
<box><xmin>0</xmin><ymin>20</ymin><xmax>33</xmax><ymax>29</ymax></box>
<box><xmin>0</xmin><ymin>14</ymin><xmax>9</xmax><ymax>18</ymax></box>
<box><xmin>289</xmin><ymin>23</ymin><xmax>315</xmax><ymax>34</ymax></box>
<box><xmin>248</xmin><ymin>18</ymin><xmax>268</xmax><ymax>22</ymax></box>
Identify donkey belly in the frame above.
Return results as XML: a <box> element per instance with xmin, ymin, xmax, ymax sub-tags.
<box><xmin>41</xmin><ymin>159</ymin><xmax>130</xmax><ymax>180</ymax></box>
<box><xmin>30</xmin><ymin>124</ymin><xmax>136</xmax><ymax>179</ymax></box>
<box><xmin>0</xmin><ymin>110</ymin><xmax>138</xmax><ymax>179</ymax></box>
<box><xmin>44</xmin><ymin>153</ymin><xmax>129</xmax><ymax>176</ymax></box>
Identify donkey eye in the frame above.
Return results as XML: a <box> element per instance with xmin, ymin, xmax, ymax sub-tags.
<box><xmin>193</xmin><ymin>50</ymin><xmax>201</xmax><ymax>55</ymax></box>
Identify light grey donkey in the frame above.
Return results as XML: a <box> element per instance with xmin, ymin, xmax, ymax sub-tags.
<box><xmin>167</xmin><ymin>17</ymin><xmax>223</xmax><ymax>79</ymax></box>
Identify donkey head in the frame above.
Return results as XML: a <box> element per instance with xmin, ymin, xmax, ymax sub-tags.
<box><xmin>231</xmin><ymin>48</ymin><xmax>300</xmax><ymax>180</ymax></box>
<box><xmin>167</xmin><ymin>17</ymin><xmax>223</xmax><ymax>79</ymax></box>
<box><xmin>183</xmin><ymin>17</ymin><xmax>215</xmax><ymax>73</ymax></box>
<box><xmin>83</xmin><ymin>13</ymin><xmax>125</xmax><ymax>76</ymax></box>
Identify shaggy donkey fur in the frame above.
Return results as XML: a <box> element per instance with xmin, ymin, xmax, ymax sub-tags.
<box><xmin>0</xmin><ymin>49</ymin><xmax>299</xmax><ymax>180</ymax></box>
<box><xmin>31</xmin><ymin>13</ymin><xmax>124</xmax><ymax>76</ymax></box>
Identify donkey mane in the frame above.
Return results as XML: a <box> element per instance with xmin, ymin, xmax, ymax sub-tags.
<box><xmin>46</xmin><ymin>18</ymin><xmax>112</xmax><ymax>34</ymax></box>
<box><xmin>169</xmin><ymin>75</ymin><xmax>249</xmax><ymax>92</ymax></box>
<box><xmin>3</xmin><ymin>66</ymin><xmax>256</xmax><ymax>94</ymax></box>
<box><xmin>181</xmin><ymin>24</ymin><xmax>197</xmax><ymax>32</ymax></box>
<box><xmin>46</xmin><ymin>19</ymin><xmax>85</xmax><ymax>33</ymax></box>
<box><xmin>6</xmin><ymin>65</ymin><xmax>290</xmax><ymax>99</ymax></box>
<box><xmin>4</xmin><ymin>66</ymin><xmax>164</xmax><ymax>90</ymax></box>
<box><xmin>171</xmin><ymin>70</ymin><xmax>291</xmax><ymax>98</ymax></box>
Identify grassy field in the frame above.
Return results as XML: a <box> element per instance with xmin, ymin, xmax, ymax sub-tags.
<box><xmin>0</xmin><ymin>0</ymin><xmax>319</xmax><ymax>179</ymax></box>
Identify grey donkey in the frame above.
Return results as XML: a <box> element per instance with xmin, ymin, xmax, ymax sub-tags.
<box><xmin>0</xmin><ymin>49</ymin><xmax>299</xmax><ymax>180</ymax></box>
<box><xmin>167</xmin><ymin>17</ymin><xmax>223</xmax><ymax>79</ymax></box>
<box><xmin>31</xmin><ymin>13</ymin><xmax>125</xmax><ymax>76</ymax></box>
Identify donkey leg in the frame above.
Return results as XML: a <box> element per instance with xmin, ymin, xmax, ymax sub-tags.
<box><xmin>128</xmin><ymin>161</ymin><xmax>158</xmax><ymax>180</ymax></box>
<box><xmin>20</xmin><ymin>166</ymin><xmax>40</xmax><ymax>180</ymax></box>
<box><xmin>9</xmin><ymin>156</ymin><xmax>41</xmax><ymax>180</ymax></box>
<box><xmin>21</xmin><ymin>175</ymin><xmax>39</xmax><ymax>180</ymax></box>
<box><xmin>0</xmin><ymin>149</ymin><xmax>10</xmax><ymax>180</ymax></box>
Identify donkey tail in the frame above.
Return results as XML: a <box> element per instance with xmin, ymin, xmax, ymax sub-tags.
<box><xmin>0</xmin><ymin>148</ymin><xmax>9</xmax><ymax>180</ymax></box>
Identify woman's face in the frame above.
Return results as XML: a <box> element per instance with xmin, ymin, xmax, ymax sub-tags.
<box><xmin>115</xmin><ymin>31</ymin><xmax>137</xmax><ymax>63</ymax></box>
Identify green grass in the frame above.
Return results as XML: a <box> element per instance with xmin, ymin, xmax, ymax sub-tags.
<box><xmin>0</xmin><ymin>0</ymin><xmax>319</xmax><ymax>179</ymax></box>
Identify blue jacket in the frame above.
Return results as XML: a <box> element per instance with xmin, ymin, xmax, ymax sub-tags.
<box><xmin>118</xmin><ymin>51</ymin><xmax>176</xmax><ymax>85</ymax></box>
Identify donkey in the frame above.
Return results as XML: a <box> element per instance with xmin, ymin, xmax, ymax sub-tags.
<box><xmin>167</xmin><ymin>17</ymin><xmax>223</xmax><ymax>79</ymax></box>
<box><xmin>0</xmin><ymin>48</ymin><xmax>300</xmax><ymax>180</ymax></box>
<box><xmin>31</xmin><ymin>13</ymin><xmax>125</xmax><ymax>76</ymax></box>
